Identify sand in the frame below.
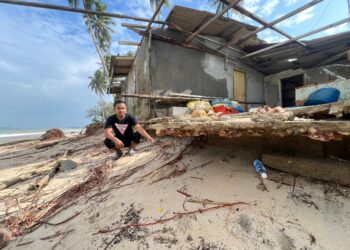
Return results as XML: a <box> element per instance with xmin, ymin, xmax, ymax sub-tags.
<box><xmin>0</xmin><ymin>132</ymin><xmax>349</xmax><ymax>249</ymax></box>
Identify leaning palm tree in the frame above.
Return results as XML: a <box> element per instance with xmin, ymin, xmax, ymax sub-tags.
<box><xmin>89</xmin><ymin>70</ymin><xmax>108</xmax><ymax>119</ymax></box>
<box><xmin>68</xmin><ymin>0</ymin><xmax>114</xmax><ymax>75</ymax></box>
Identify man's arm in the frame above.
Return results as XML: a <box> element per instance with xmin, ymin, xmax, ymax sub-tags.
<box><xmin>104</xmin><ymin>128</ymin><xmax>124</xmax><ymax>149</ymax></box>
<box><xmin>134</xmin><ymin>124</ymin><xmax>154</xmax><ymax>144</ymax></box>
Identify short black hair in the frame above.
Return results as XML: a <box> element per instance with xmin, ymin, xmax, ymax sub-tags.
<box><xmin>114</xmin><ymin>100</ymin><xmax>126</xmax><ymax>107</ymax></box>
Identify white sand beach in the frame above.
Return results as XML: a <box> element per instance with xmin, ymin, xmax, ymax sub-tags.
<box><xmin>0</xmin><ymin>131</ymin><xmax>349</xmax><ymax>249</ymax></box>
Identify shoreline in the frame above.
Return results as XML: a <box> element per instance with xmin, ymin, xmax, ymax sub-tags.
<box><xmin>0</xmin><ymin>128</ymin><xmax>82</xmax><ymax>146</ymax></box>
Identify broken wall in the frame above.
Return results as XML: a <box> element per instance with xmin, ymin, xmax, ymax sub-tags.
<box><xmin>125</xmin><ymin>38</ymin><xmax>151</xmax><ymax>119</ymax></box>
<box><xmin>150</xmin><ymin>39</ymin><xmax>264</xmax><ymax>111</ymax></box>
<box><xmin>264</xmin><ymin>62</ymin><xmax>350</xmax><ymax>107</ymax></box>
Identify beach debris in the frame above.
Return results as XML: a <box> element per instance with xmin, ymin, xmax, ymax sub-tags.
<box><xmin>96</xmin><ymin>201</ymin><xmax>250</xmax><ymax>234</ymax></box>
<box><xmin>196</xmin><ymin>237</ymin><xmax>226</xmax><ymax>250</ymax></box>
<box><xmin>0</xmin><ymin>171</ymin><xmax>40</xmax><ymax>190</ymax></box>
<box><xmin>29</xmin><ymin>159</ymin><xmax>77</xmax><ymax>190</ymax></box>
<box><xmin>102</xmin><ymin>204</ymin><xmax>148</xmax><ymax>250</ymax></box>
<box><xmin>84</xmin><ymin>122</ymin><xmax>103</xmax><ymax>136</ymax></box>
<box><xmin>35</xmin><ymin>141</ymin><xmax>59</xmax><ymax>149</ymax></box>
<box><xmin>288</xmin><ymin>191</ymin><xmax>319</xmax><ymax>210</ymax></box>
<box><xmin>0</xmin><ymin>228</ymin><xmax>12</xmax><ymax>249</ymax></box>
<box><xmin>6</xmin><ymin>161</ymin><xmax>111</xmax><ymax>236</ymax></box>
<box><xmin>253</xmin><ymin>160</ymin><xmax>267</xmax><ymax>179</ymax></box>
<box><xmin>51</xmin><ymin>229</ymin><xmax>75</xmax><ymax>250</ymax></box>
<box><xmin>41</xmin><ymin>128</ymin><xmax>65</xmax><ymax>141</ymax></box>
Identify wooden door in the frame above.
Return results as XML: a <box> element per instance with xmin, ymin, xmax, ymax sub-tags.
<box><xmin>233</xmin><ymin>69</ymin><xmax>246</xmax><ymax>110</ymax></box>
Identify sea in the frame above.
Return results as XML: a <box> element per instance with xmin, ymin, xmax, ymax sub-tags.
<box><xmin>0</xmin><ymin>127</ymin><xmax>82</xmax><ymax>145</ymax></box>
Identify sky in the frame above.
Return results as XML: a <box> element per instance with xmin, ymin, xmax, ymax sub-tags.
<box><xmin>0</xmin><ymin>0</ymin><xmax>349</xmax><ymax>129</ymax></box>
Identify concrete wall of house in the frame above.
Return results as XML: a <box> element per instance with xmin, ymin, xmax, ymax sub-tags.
<box><xmin>125</xmin><ymin>38</ymin><xmax>150</xmax><ymax>119</ymax></box>
<box><xmin>150</xmin><ymin>39</ymin><xmax>264</xmax><ymax>111</ymax></box>
<box><xmin>264</xmin><ymin>61</ymin><xmax>350</xmax><ymax>107</ymax></box>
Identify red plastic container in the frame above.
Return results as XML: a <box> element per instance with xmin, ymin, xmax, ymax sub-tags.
<box><xmin>213</xmin><ymin>105</ymin><xmax>239</xmax><ymax>114</ymax></box>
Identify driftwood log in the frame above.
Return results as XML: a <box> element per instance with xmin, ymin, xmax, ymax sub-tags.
<box><xmin>35</xmin><ymin>141</ymin><xmax>59</xmax><ymax>149</ymax></box>
<box><xmin>29</xmin><ymin>158</ymin><xmax>77</xmax><ymax>190</ymax></box>
<box><xmin>262</xmin><ymin>153</ymin><xmax>350</xmax><ymax>187</ymax></box>
<box><xmin>0</xmin><ymin>172</ymin><xmax>40</xmax><ymax>190</ymax></box>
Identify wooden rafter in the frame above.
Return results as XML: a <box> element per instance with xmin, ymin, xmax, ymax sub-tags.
<box><xmin>241</xmin><ymin>17</ymin><xmax>350</xmax><ymax>59</ymax></box>
<box><xmin>235</xmin><ymin>0</ymin><xmax>323</xmax><ymax>46</ymax></box>
<box><xmin>216</xmin><ymin>0</ymin><xmax>307</xmax><ymax>50</ymax></box>
<box><xmin>0</xmin><ymin>0</ymin><xmax>166</xmax><ymax>24</ymax></box>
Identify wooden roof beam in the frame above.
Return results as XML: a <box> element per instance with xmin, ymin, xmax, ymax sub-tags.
<box><xmin>145</xmin><ymin>0</ymin><xmax>166</xmax><ymax>33</ymax></box>
<box><xmin>119</xmin><ymin>40</ymin><xmax>140</xmax><ymax>46</ymax></box>
<box><xmin>236</xmin><ymin>0</ymin><xmax>323</xmax><ymax>46</ymax></box>
<box><xmin>241</xmin><ymin>17</ymin><xmax>350</xmax><ymax>59</ymax></box>
<box><xmin>0</xmin><ymin>0</ymin><xmax>166</xmax><ymax>24</ymax></box>
<box><xmin>216</xmin><ymin>0</ymin><xmax>307</xmax><ymax>50</ymax></box>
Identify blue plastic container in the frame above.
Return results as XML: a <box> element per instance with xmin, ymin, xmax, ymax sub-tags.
<box><xmin>303</xmin><ymin>87</ymin><xmax>340</xmax><ymax>106</ymax></box>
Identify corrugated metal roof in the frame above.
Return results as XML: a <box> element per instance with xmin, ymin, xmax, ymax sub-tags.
<box><xmin>165</xmin><ymin>5</ymin><xmax>262</xmax><ymax>48</ymax></box>
<box><xmin>250</xmin><ymin>31</ymin><xmax>350</xmax><ymax>74</ymax></box>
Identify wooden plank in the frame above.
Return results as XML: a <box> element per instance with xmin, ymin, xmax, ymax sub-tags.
<box><xmin>119</xmin><ymin>40</ymin><xmax>140</xmax><ymax>46</ymax></box>
<box><xmin>235</xmin><ymin>0</ymin><xmax>323</xmax><ymax>45</ymax></box>
<box><xmin>262</xmin><ymin>153</ymin><xmax>350</xmax><ymax>187</ymax></box>
<box><xmin>286</xmin><ymin>99</ymin><xmax>350</xmax><ymax>118</ymax></box>
<box><xmin>122</xmin><ymin>93</ymin><xmax>263</xmax><ymax>105</ymax></box>
<box><xmin>241</xmin><ymin>17</ymin><xmax>350</xmax><ymax>58</ymax></box>
<box><xmin>0</xmin><ymin>0</ymin><xmax>166</xmax><ymax>24</ymax></box>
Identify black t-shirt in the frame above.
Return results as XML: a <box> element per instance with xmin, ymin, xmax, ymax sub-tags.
<box><xmin>104</xmin><ymin>114</ymin><xmax>138</xmax><ymax>139</ymax></box>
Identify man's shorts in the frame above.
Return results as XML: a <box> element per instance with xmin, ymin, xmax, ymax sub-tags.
<box><xmin>104</xmin><ymin>132</ymin><xmax>141</xmax><ymax>149</ymax></box>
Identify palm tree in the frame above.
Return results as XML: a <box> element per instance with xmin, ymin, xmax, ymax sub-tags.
<box><xmin>89</xmin><ymin>69</ymin><xmax>108</xmax><ymax>119</ymax></box>
<box><xmin>208</xmin><ymin>0</ymin><xmax>243</xmax><ymax>17</ymax></box>
<box><xmin>68</xmin><ymin>0</ymin><xmax>114</xmax><ymax>75</ymax></box>
<box><xmin>150</xmin><ymin>0</ymin><xmax>170</xmax><ymax>10</ymax></box>
<box><xmin>150</xmin><ymin>0</ymin><xmax>170</xmax><ymax>24</ymax></box>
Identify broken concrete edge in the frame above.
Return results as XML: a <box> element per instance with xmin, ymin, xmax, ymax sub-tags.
<box><xmin>149</xmin><ymin>120</ymin><xmax>350</xmax><ymax>142</ymax></box>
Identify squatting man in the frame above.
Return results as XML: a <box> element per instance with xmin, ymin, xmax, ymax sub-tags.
<box><xmin>104</xmin><ymin>100</ymin><xmax>154</xmax><ymax>160</ymax></box>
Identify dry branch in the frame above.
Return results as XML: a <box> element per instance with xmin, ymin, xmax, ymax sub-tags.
<box><xmin>95</xmin><ymin>201</ymin><xmax>250</xmax><ymax>234</ymax></box>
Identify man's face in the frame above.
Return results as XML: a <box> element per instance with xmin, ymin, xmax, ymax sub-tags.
<box><xmin>115</xmin><ymin>103</ymin><xmax>127</xmax><ymax>117</ymax></box>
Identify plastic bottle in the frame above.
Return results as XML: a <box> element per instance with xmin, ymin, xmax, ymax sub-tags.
<box><xmin>253</xmin><ymin>159</ymin><xmax>267</xmax><ymax>179</ymax></box>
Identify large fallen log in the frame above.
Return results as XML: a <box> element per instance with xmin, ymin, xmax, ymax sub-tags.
<box><xmin>262</xmin><ymin>153</ymin><xmax>350</xmax><ymax>187</ymax></box>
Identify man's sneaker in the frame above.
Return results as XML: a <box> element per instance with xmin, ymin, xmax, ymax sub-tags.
<box><xmin>112</xmin><ymin>150</ymin><xmax>123</xmax><ymax>160</ymax></box>
<box><xmin>128</xmin><ymin>149</ymin><xmax>136</xmax><ymax>156</ymax></box>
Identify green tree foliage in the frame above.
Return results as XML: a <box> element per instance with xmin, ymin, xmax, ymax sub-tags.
<box><xmin>86</xmin><ymin>101</ymin><xmax>114</xmax><ymax>123</ymax></box>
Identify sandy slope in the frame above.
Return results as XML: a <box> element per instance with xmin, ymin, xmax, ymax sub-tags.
<box><xmin>1</xmin><ymin>133</ymin><xmax>350</xmax><ymax>249</ymax></box>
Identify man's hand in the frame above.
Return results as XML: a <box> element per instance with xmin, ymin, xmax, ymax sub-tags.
<box><xmin>146</xmin><ymin>135</ymin><xmax>154</xmax><ymax>144</ymax></box>
<box><xmin>114</xmin><ymin>139</ymin><xmax>124</xmax><ymax>149</ymax></box>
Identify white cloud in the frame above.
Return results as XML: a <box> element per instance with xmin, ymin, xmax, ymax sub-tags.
<box><xmin>242</xmin><ymin>0</ymin><xmax>261</xmax><ymax>13</ymax></box>
<box><xmin>277</xmin><ymin>6</ymin><xmax>315</xmax><ymax>27</ymax></box>
<box><xmin>323</xmin><ymin>23</ymin><xmax>350</xmax><ymax>35</ymax></box>
<box><xmin>286</xmin><ymin>0</ymin><xmax>301</xmax><ymax>6</ymax></box>
<box><xmin>259</xmin><ymin>0</ymin><xmax>279</xmax><ymax>17</ymax></box>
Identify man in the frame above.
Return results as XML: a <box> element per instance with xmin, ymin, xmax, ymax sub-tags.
<box><xmin>104</xmin><ymin>100</ymin><xmax>154</xmax><ymax>160</ymax></box>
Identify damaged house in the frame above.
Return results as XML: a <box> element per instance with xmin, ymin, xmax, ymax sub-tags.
<box><xmin>108</xmin><ymin>3</ymin><xmax>350</xmax><ymax>186</ymax></box>
<box><xmin>109</xmin><ymin>5</ymin><xmax>350</xmax><ymax>119</ymax></box>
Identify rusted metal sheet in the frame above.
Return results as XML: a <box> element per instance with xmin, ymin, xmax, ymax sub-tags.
<box><xmin>295</xmin><ymin>79</ymin><xmax>350</xmax><ymax>106</ymax></box>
